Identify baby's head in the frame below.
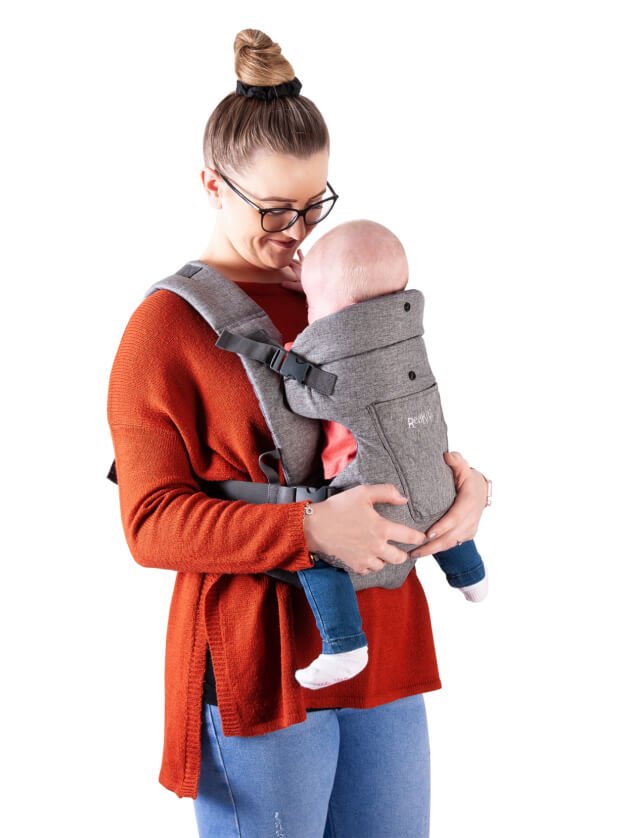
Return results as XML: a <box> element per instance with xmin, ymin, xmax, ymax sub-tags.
<box><xmin>301</xmin><ymin>219</ymin><xmax>408</xmax><ymax>323</ymax></box>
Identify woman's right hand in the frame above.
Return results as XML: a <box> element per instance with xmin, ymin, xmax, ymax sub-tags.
<box><xmin>302</xmin><ymin>484</ymin><xmax>428</xmax><ymax>576</ymax></box>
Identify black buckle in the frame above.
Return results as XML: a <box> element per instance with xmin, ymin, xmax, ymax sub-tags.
<box><xmin>268</xmin><ymin>348</ymin><xmax>313</xmax><ymax>384</ymax></box>
<box><xmin>294</xmin><ymin>485</ymin><xmax>338</xmax><ymax>502</ymax></box>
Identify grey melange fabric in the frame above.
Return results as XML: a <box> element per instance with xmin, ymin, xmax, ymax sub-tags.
<box><xmin>284</xmin><ymin>287</ymin><xmax>456</xmax><ymax>591</ymax></box>
<box><xmin>143</xmin><ymin>261</ymin><xmax>455</xmax><ymax>592</ymax></box>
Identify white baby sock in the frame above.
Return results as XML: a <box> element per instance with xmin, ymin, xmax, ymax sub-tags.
<box><xmin>295</xmin><ymin>645</ymin><xmax>369</xmax><ymax>690</ymax></box>
<box><xmin>459</xmin><ymin>575</ymin><xmax>489</xmax><ymax>602</ymax></box>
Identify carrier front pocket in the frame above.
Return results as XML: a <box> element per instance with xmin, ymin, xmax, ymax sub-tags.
<box><xmin>367</xmin><ymin>383</ymin><xmax>456</xmax><ymax>521</ymax></box>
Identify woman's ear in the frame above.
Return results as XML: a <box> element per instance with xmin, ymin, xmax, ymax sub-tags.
<box><xmin>201</xmin><ymin>167</ymin><xmax>222</xmax><ymax>209</ymax></box>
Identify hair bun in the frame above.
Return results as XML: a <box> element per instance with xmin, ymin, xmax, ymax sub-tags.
<box><xmin>233</xmin><ymin>28</ymin><xmax>296</xmax><ymax>87</ymax></box>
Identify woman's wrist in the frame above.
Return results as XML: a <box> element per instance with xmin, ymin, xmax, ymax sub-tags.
<box><xmin>302</xmin><ymin>500</ymin><xmax>318</xmax><ymax>562</ymax></box>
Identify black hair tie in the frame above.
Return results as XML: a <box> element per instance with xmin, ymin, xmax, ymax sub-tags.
<box><xmin>235</xmin><ymin>76</ymin><xmax>302</xmax><ymax>101</ymax></box>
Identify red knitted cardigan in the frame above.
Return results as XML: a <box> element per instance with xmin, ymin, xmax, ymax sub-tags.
<box><xmin>107</xmin><ymin>276</ymin><xmax>442</xmax><ymax>799</ymax></box>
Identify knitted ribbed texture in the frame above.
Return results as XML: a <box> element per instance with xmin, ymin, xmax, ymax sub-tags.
<box><xmin>107</xmin><ymin>274</ymin><xmax>442</xmax><ymax>799</ymax></box>
<box><xmin>460</xmin><ymin>575</ymin><xmax>489</xmax><ymax>602</ymax></box>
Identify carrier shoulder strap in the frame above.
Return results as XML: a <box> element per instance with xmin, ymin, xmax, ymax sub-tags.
<box><xmin>146</xmin><ymin>260</ymin><xmax>326</xmax><ymax>487</ymax></box>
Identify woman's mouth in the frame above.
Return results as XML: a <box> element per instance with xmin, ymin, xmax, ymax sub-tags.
<box><xmin>268</xmin><ymin>238</ymin><xmax>296</xmax><ymax>250</ymax></box>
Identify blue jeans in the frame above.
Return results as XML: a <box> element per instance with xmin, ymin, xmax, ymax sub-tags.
<box><xmin>294</xmin><ymin>541</ymin><xmax>485</xmax><ymax>656</ymax></box>
<box><xmin>193</xmin><ymin>693</ymin><xmax>431</xmax><ymax>837</ymax></box>
<box><xmin>296</xmin><ymin>558</ymin><xmax>368</xmax><ymax>653</ymax></box>
<box><xmin>432</xmin><ymin>539</ymin><xmax>486</xmax><ymax>587</ymax></box>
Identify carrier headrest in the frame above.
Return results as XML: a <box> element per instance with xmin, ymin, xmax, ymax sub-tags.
<box><xmin>290</xmin><ymin>288</ymin><xmax>424</xmax><ymax>364</ymax></box>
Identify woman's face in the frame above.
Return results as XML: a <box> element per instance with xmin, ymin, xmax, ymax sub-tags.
<box><xmin>202</xmin><ymin>149</ymin><xmax>330</xmax><ymax>272</ymax></box>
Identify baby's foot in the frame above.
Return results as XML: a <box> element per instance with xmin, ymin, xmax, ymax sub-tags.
<box><xmin>459</xmin><ymin>576</ymin><xmax>488</xmax><ymax>602</ymax></box>
<box><xmin>295</xmin><ymin>645</ymin><xmax>369</xmax><ymax>690</ymax></box>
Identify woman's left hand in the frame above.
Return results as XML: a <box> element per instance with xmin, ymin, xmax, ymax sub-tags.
<box><xmin>408</xmin><ymin>450</ymin><xmax>489</xmax><ymax>558</ymax></box>
<box><xmin>280</xmin><ymin>247</ymin><xmax>305</xmax><ymax>293</ymax></box>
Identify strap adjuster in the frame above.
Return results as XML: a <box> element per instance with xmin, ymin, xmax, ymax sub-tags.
<box><xmin>268</xmin><ymin>347</ymin><xmax>314</xmax><ymax>384</ymax></box>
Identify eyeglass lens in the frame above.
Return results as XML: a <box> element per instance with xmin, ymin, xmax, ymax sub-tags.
<box><xmin>262</xmin><ymin>199</ymin><xmax>336</xmax><ymax>232</ymax></box>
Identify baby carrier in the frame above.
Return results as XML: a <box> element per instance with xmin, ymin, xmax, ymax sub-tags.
<box><xmin>107</xmin><ymin>260</ymin><xmax>456</xmax><ymax>591</ymax></box>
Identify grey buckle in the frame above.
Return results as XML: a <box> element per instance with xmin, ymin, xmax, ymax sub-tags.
<box><xmin>268</xmin><ymin>347</ymin><xmax>313</xmax><ymax>384</ymax></box>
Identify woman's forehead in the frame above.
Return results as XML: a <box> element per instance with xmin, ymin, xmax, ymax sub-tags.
<box><xmin>244</xmin><ymin>150</ymin><xmax>329</xmax><ymax>201</ymax></box>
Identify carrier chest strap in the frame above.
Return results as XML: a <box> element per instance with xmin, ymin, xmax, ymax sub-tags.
<box><xmin>214</xmin><ymin>329</ymin><xmax>337</xmax><ymax>395</ymax></box>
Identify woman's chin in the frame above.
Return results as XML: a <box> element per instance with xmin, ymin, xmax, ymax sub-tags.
<box><xmin>263</xmin><ymin>247</ymin><xmax>294</xmax><ymax>267</ymax></box>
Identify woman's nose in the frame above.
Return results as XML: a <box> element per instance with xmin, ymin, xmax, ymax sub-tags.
<box><xmin>288</xmin><ymin>215</ymin><xmax>307</xmax><ymax>239</ymax></box>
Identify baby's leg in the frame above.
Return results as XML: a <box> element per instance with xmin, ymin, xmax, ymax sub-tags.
<box><xmin>295</xmin><ymin>559</ymin><xmax>368</xmax><ymax>689</ymax></box>
<box><xmin>432</xmin><ymin>540</ymin><xmax>488</xmax><ymax>602</ymax></box>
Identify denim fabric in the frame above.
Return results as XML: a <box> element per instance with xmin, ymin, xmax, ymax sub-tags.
<box><xmin>295</xmin><ymin>541</ymin><xmax>484</xmax><ymax>658</ymax></box>
<box><xmin>194</xmin><ymin>692</ymin><xmax>431</xmax><ymax>837</ymax></box>
<box><xmin>296</xmin><ymin>558</ymin><xmax>368</xmax><ymax>654</ymax></box>
<box><xmin>432</xmin><ymin>539</ymin><xmax>486</xmax><ymax>587</ymax></box>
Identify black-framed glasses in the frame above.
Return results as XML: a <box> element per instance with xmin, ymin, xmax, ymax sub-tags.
<box><xmin>214</xmin><ymin>166</ymin><xmax>339</xmax><ymax>233</ymax></box>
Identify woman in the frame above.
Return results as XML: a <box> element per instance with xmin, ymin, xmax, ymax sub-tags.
<box><xmin>107</xmin><ymin>28</ymin><xmax>491</xmax><ymax>838</ymax></box>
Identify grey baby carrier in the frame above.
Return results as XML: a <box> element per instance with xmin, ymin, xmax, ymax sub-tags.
<box><xmin>107</xmin><ymin>260</ymin><xmax>456</xmax><ymax>592</ymax></box>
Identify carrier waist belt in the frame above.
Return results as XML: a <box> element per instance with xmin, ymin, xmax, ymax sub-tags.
<box><xmin>108</xmin><ymin>450</ymin><xmax>341</xmax><ymax>504</ymax></box>
<box><xmin>198</xmin><ymin>478</ymin><xmax>342</xmax><ymax>504</ymax></box>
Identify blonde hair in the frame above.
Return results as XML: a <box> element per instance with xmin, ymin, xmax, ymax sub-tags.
<box><xmin>202</xmin><ymin>29</ymin><xmax>330</xmax><ymax>175</ymax></box>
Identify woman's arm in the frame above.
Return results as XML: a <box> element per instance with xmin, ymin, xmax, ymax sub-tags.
<box><xmin>108</xmin><ymin>422</ymin><xmax>316</xmax><ymax>574</ymax></box>
<box><xmin>107</xmin><ymin>292</ymin><xmax>316</xmax><ymax>575</ymax></box>
<box><xmin>302</xmin><ymin>482</ymin><xmax>429</xmax><ymax>576</ymax></box>
<box><xmin>110</xmin><ymin>419</ymin><xmax>426</xmax><ymax>576</ymax></box>
<box><xmin>407</xmin><ymin>450</ymin><xmax>490</xmax><ymax>559</ymax></box>
<box><xmin>301</xmin><ymin>452</ymin><xmax>489</xmax><ymax>574</ymax></box>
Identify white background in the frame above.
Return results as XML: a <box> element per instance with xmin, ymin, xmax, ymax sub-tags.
<box><xmin>2</xmin><ymin>2</ymin><xmax>629</xmax><ymax>836</ymax></box>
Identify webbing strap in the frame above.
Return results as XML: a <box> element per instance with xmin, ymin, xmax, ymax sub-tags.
<box><xmin>197</xmin><ymin>478</ymin><xmax>339</xmax><ymax>504</ymax></box>
<box><xmin>215</xmin><ymin>328</ymin><xmax>337</xmax><ymax>394</ymax></box>
<box><xmin>106</xmin><ymin>448</ymin><xmax>339</xmax><ymax>503</ymax></box>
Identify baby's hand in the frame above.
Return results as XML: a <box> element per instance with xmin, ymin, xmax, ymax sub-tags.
<box><xmin>280</xmin><ymin>247</ymin><xmax>305</xmax><ymax>294</ymax></box>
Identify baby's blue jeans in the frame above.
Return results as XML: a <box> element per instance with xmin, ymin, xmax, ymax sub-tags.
<box><xmin>295</xmin><ymin>539</ymin><xmax>486</xmax><ymax>654</ymax></box>
<box><xmin>296</xmin><ymin>558</ymin><xmax>369</xmax><ymax>653</ymax></box>
<box><xmin>194</xmin><ymin>692</ymin><xmax>431</xmax><ymax>837</ymax></box>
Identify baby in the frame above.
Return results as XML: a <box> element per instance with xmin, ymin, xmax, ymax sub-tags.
<box><xmin>283</xmin><ymin>219</ymin><xmax>488</xmax><ymax>690</ymax></box>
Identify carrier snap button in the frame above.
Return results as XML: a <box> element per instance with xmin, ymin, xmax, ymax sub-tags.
<box><xmin>408</xmin><ymin>371</ymin><xmax>416</xmax><ymax>380</ymax></box>
<box><xmin>404</xmin><ymin>302</ymin><xmax>411</xmax><ymax>311</ymax></box>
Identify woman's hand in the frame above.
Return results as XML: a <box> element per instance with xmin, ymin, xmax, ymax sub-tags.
<box><xmin>280</xmin><ymin>247</ymin><xmax>305</xmax><ymax>293</ymax></box>
<box><xmin>303</xmin><ymin>483</ymin><xmax>428</xmax><ymax>576</ymax></box>
<box><xmin>407</xmin><ymin>450</ymin><xmax>489</xmax><ymax>558</ymax></box>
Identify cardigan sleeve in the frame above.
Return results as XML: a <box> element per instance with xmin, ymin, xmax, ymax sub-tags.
<box><xmin>107</xmin><ymin>423</ymin><xmax>315</xmax><ymax>574</ymax></box>
<box><xmin>106</xmin><ymin>292</ymin><xmax>315</xmax><ymax>575</ymax></box>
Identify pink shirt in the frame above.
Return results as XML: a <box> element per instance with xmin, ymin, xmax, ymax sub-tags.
<box><xmin>284</xmin><ymin>339</ymin><xmax>357</xmax><ymax>480</ymax></box>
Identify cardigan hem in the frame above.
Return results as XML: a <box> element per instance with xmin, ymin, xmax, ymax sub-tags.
<box><xmin>303</xmin><ymin>677</ymin><xmax>443</xmax><ymax>711</ymax></box>
<box><xmin>157</xmin><ymin>676</ymin><xmax>443</xmax><ymax>799</ymax></box>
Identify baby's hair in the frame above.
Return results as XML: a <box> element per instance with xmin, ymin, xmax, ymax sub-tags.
<box><xmin>203</xmin><ymin>29</ymin><xmax>330</xmax><ymax>175</ymax></box>
<box><xmin>308</xmin><ymin>220</ymin><xmax>409</xmax><ymax>302</ymax></box>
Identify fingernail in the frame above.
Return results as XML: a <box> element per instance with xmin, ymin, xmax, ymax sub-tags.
<box><xmin>429</xmin><ymin>531</ymin><xmax>438</xmax><ymax>539</ymax></box>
